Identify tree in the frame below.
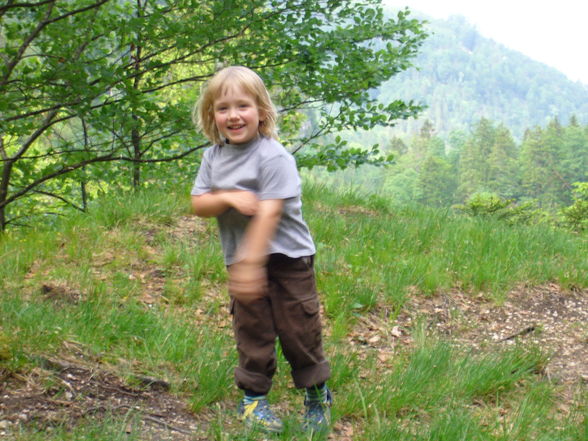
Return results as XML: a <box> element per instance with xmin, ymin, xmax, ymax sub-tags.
<box><xmin>487</xmin><ymin>125</ymin><xmax>520</xmax><ymax>199</ymax></box>
<box><xmin>561</xmin><ymin>182</ymin><xmax>588</xmax><ymax>232</ymax></box>
<box><xmin>519</xmin><ymin>118</ymin><xmax>572</xmax><ymax>207</ymax></box>
<box><xmin>417</xmin><ymin>154</ymin><xmax>456</xmax><ymax>206</ymax></box>
<box><xmin>0</xmin><ymin>0</ymin><xmax>427</xmax><ymax>230</ymax></box>
<box><xmin>387</xmin><ymin>136</ymin><xmax>406</xmax><ymax>156</ymax></box>
<box><xmin>560</xmin><ymin>118</ymin><xmax>588</xmax><ymax>188</ymax></box>
<box><xmin>457</xmin><ymin>118</ymin><xmax>496</xmax><ymax>200</ymax></box>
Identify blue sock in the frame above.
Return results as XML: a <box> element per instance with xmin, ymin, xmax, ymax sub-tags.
<box><xmin>243</xmin><ymin>393</ymin><xmax>266</xmax><ymax>405</ymax></box>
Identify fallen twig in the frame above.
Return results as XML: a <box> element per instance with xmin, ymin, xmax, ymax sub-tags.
<box><xmin>499</xmin><ymin>326</ymin><xmax>537</xmax><ymax>342</ymax></box>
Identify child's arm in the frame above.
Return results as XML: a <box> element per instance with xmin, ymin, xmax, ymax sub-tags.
<box><xmin>191</xmin><ymin>190</ymin><xmax>259</xmax><ymax>218</ymax></box>
<box><xmin>229</xmin><ymin>198</ymin><xmax>284</xmax><ymax>300</ymax></box>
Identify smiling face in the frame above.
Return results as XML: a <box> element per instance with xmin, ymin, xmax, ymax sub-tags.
<box><xmin>213</xmin><ymin>85</ymin><xmax>264</xmax><ymax>145</ymax></box>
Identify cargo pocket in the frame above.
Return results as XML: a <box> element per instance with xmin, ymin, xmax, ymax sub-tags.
<box><xmin>300</xmin><ymin>296</ymin><xmax>320</xmax><ymax>316</ymax></box>
<box><xmin>297</xmin><ymin>296</ymin><xmax>321</xmax><ymax>350</ymax></box>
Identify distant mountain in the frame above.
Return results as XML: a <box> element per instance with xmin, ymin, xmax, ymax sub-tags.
<box><xmin>377</xmin><ymin>12</ymin><xmax>588</xmax><ymax>139</ymax></box>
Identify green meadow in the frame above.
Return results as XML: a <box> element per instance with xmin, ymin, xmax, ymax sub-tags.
<box><xmin>0</xmin><ymin>183</ymin><xmax>586</xmax><ymax>440</ymax></box>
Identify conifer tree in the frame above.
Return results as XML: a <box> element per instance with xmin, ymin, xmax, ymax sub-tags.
<box><xmin>560</xmin><ymin>119</ymin><xmax>588</xmax><ymax>188</ymax></box>
<box><xmin>417</xmin><ymin>154</ymin><xmax>456</xmax><ymax>206</ymax></box>
<box><xmin>519</xmin><ymin>124</ymin><xmax>566</xmax><ymax>207</ymax></box>
<box><xmin>457</xmin><ymin>118</ymin><xmax>495</xmax><ymax>200</ymax></box>
<box><xmin>487</xmin><ymin>125</ymin><xmax>520</xmax><ymax>199</ymax></box>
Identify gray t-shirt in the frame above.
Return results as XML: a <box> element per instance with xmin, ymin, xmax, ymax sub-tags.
<box><xmin>191</xmin><ymin>136</ymin><xmax>316</xmax><ymax>265</ymax></box>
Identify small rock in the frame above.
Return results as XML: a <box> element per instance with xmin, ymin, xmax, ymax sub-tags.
<box><xmin>391</xmin><ymin>326</ymin><xmax>402</xmax><ymax>338</ymax></box>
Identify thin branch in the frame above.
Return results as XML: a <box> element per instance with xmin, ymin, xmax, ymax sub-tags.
<box><xmin>291</xmin><ymin>107</ymin><xmax>344</xmax><ymax>154</ymax></box>
<box><xmin>149</xmin><ymin>130</ymin><xmax>186</xmax><ymax>148</ymax></box>
<box><xmin>0</xmin><ymin>0</ymin><xmax>54</xmax><ymax>14</ymax></box>
<box><xmin>32</xmin><ymin>190</ymin><xmax>85</xmax><ymax>212</ymax></box>
<box><xmin>13</xmin><ymin>109</ymin><xmax>60</xmax><ymax>160</ymax></box>
<box><xmin>1</xmin><ymin>143</ymin><xmax>209</xmax><ymax>209</ymax></box>
<box><xmin>291</xmin><ymin>127</ymin><xmax>329</xmax><ymax>155</ymax></box>
<box><xmin>0</xmin><ymin>137</ymin><xmax>7</xmax><ymax>161</ymax></box>
<box><xmin>278</xmin><ymin>98</ymin><xmax>323</xmax><ymax>114</ymax></box>
<box><xmin>43</xmin><ymin>0</ymin><xmax>110</xmax><ymax>26</ymax></box>
<box><xmin>1</xmin><ymin>1</ymin><xmax>56</xmax><ymax>87</ymax></box>
<box><xmin>5</xmin><ymin>218</ymin><xmax>33</xmax><ymax>228</ymax></box>
<box><xmin>140</xmin><ymin>74</ymin><xmax>210</xmax><ymax>93</ymax></box>
<box><xmin>1</xmin><ymin>148</ymin><xmax>101</xmax><ymax>162</ymax></box>
<box><xmin>81</xmin><ymin>118</ymin><xmax>90</xmax><ymax>150</ymax></box>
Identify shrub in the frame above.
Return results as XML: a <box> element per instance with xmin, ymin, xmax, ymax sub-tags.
<box><xmin>561</xmin><ymin>182</ymin><xmax>588</xmax><ymax>232</ymax></box>
<box><xmin>453</xmin><ymin>193</ymin><xmax>541</xmax><ymax>225</ymax></box>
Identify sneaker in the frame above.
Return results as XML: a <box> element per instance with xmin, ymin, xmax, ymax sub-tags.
<box><xmin>303</xmin><ymin>387</ymin><xmax>332</xmax><ymax>434</ymax></box>
<box><xmin>237</xmin><ymin>397</ymin><xmax>284</xmax><ymax>434</ymax></box>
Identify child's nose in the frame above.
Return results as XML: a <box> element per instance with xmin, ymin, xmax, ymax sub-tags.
<box><xmin>228</xmin><ymin>107</ymin><xmax>239</xmax><ymax>119</ymax></box>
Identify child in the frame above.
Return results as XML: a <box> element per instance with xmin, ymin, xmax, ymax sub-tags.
<box><xmin>190</xmin><ymin>66</ymin><xmax>331</xmax><ymax>434</ymax></box>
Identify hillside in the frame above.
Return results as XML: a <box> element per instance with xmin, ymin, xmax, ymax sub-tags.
<box><xmin>377</xmin><ymin>12</ymin><xmax>588</xmax><ymax>138</ymax></box>
<box><xmin>1</xmin><ymin>184</ymin><xmax>587</xmax><ymax>439</ymax></box>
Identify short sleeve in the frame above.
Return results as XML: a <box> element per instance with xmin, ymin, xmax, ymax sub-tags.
<box><xmin>191</xmin><ymin>148</ymin><xmax>213</xmax><ymax>195</ymax></box>
<box><xmin>258</xmin><ymin>154</ymin><xmax>300</xmax><ymax>200</ymax></box>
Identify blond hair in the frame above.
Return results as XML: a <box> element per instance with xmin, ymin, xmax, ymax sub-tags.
<box><xmin>193</xmin><ymin>66</ymin><xmax>278</xmax><ymax>145</ymax></box>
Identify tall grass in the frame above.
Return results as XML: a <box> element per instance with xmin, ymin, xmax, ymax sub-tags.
<box><xmin>303</xmin><ymin>183</ymin><xmax>588</xmax><ymax>317</ymax></box>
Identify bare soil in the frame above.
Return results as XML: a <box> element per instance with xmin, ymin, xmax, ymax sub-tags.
<box><xmin>347</xmin><ymin>284</ymin><xmax>588</xmax><ymax>397</ymax></box>
<box><xmin>0</xmin><ymin>352</ymin><xmax>198</xmax><ymax>440</ymax></box>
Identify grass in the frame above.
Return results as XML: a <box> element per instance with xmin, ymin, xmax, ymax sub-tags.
<box><xmin>303</xmin><ymin>183</ymin><xmax>588</xmax><ymax>309</ymax></box>
<box><xmin>0</xmin><ymin>182</ymin><xmax>586</xmax><ymax>440</ymax></box>
<box><xmin>9</xmin><ymin>415</ymin><xmax>143</xmax><ymax>441</ymax></box>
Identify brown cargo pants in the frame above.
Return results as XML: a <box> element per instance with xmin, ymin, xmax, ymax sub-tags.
<box><xmin>229</xmin><ymin>254</ymin><xmax>330</xmax><ymax>395</ymax></box>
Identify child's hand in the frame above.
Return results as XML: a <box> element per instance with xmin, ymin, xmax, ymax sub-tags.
<box><xmin>228</xmin><ymin>260</ymin><xmax>267</xmax><ymax>303</ymax></box>
<box><xmin>224</xmin><ymin>191</ymin><xmax>259</xmax><ymax>216</ymax></box>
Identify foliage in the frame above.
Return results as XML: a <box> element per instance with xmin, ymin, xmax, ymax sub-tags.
<box><xmin>296</xmin><ymin>138</ymin><xmax>394</xmax><ymax>171</ymax></box>
<box><xmin>561</xmin><ymin>182</ymin><xmax>588</xmax><ymax>232</ymax></box>
<box><xmin>457</xmin><ymin>119</ymin><xmax>520</xmax><ymax>201</ymax></box>
<box><xmin>0</xmin><ymin>0</ymin><xmax>427</xmax><ymax>230</ymax></box>
<box><xmin>453</xmin><ymin>193</ymin><xmax>541</xmax><ymax>226</ymax></box>
<box><xmin>317</xmin><ymin>116</ymin><xmax>588</xmax><ymax>223</ymax></box>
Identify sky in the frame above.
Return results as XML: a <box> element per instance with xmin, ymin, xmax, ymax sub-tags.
<box><xmin>383</xmin><ymin>0</ymin><xmax>588</xmax><ymax>85</ymax></box>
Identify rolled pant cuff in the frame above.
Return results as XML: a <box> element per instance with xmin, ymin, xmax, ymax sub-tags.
<box><xmin>291</xmin><ymin>361</ymin><xmax>331</xmax><ymax>389</ymax></box>
<box><xmin>235</xmin><ymin>367</ymin><xmax>272</xmax><ymax>395</ymax></box>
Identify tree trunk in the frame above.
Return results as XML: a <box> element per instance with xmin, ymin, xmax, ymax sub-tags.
<box><xmin>131</xmin><ymin>8</ymin><xmax>143</xmax><ymax>190</ymax></box>
<box><xmin>132</xmin><ymin>125</ymin><xmax>141</xmax><ymax>189</ymax></box>
<box><xmin>80</xmin><ymin>179</ymin><xmax>88</xmax><ymax>211</ymax></box>
<box><xmin>0</xmin><ymin>159</ymin><xmax>13</xmax><ymax>232</ymax></box>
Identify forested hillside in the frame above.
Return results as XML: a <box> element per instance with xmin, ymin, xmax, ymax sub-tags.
<box><xmin>319</xmin><ymin>10</ymin><xmax>588</xmax><ymax>220</ymax></box>
<box><xmin>376</xmin><ymin>12</ymin><xmax>588</xmax><ymax>138</ymax></box>
<box><xmin>317</xmin><ymin>115</ymin><xmax>588</xmax><ymax>225</ymax></box>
